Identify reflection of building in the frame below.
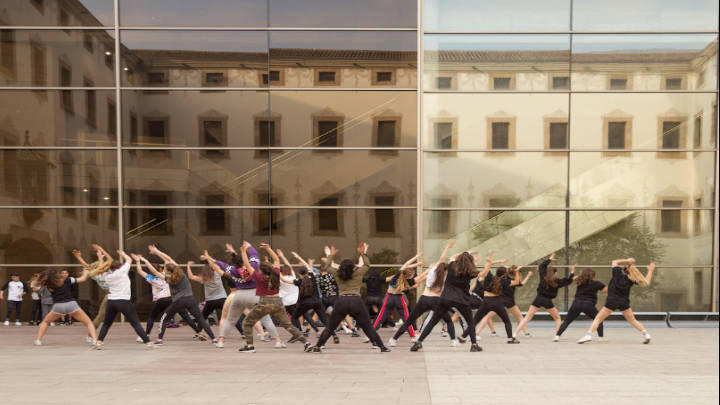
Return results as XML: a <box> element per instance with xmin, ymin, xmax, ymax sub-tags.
<box><xmin>0</xmin><ymin>0</ymin><xmax>718</xmax><ymax>316</ymax></box>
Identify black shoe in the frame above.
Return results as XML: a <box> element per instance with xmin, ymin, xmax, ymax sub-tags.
<box><xmin>507</xmin><ymin>337</ymin><xmax>520</xmax><ymax>344</ymax></box>
<box><xmin>380</xmin><ymin>346</ymin><xmax>391</xmax><ymax>353</ymax></box>
<box><xmin>409</xmin><ymin>342</ymin><xmax>423</xmax><ymax>352</ymax></box>
<box><xmin>470</xmin><ymin>343</ymin><xmax>483</xmax><ymax>352</ymax></box>
<box><xmin>332</xmin><ymin>335</ymin><xmax>340</xmax><ymax>344</ymax></box>
<box><xmin>457</xmin><ymin>337</ymin><xmax>467</xmax><ymax>344</ymax></box>
<box><xmin>303</xmin><ymin>342</ymin><xmax>313</xmax><ymax>352</ymax></box>
<box><xmin>351</xmin><ymin>330</ymin><xmax>359</xmax><ymax>337</ymax></box>
<box><xmin>303</xmin><ymin>329</ymin><xmax>309</xmax><ymax>337</ymax></box>
<box><xmin>311</xmin><ymin>346</ymin><xmax>322</xmax><ymax>353</ymax></box>
<box><xmin>288</xmin><ymin>335</ymin><xmax>300</xmax><ymax>344</ymax></box>
<box><xmin>238</xmin><ymin>345</ymin><xmax>256</xmax><ymax>353</ymax></box>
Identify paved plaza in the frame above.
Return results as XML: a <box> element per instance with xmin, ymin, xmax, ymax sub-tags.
<box><xmin>0</xmin><ymin>322</ymin><xmax>717</xmax><ymax>405</ymax></box>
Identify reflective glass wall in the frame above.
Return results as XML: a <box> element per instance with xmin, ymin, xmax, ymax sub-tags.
<box><xmin>422</xmin><ymin>0</ymin><xmax>718</xmax><ymax>311</ymax></box>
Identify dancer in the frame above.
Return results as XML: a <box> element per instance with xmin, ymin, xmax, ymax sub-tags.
<box><xmin>474</xmin><ymin>265</ymin><xmax>533</xmax><ymax>337</ymax></box>
<box><xmin>186</xmin><ymin>261</ymin><xmax>227</xmax><ymax>323</ymax></box>
<box><xmin>362</xmin><ymin>264</ymin><xmax>385</xmax><ymax>321</ymax></box>
<box><xmin>409</xmin><ymin>251</ymin><xmax>493</xmax><ymax>353</ymax></box>
<box><xmin>578</xmin><ymin>259</ymin><xmax>655</xmax><ymax>344</ymax></box>
<box><xmin>201</xmin><ymin>245</ymin><xmax>282</xmax><ymax>349</ymax></box>
<box><xmin>1</xmin><ymin>272</ymin><xmax>28</xmax><ymax>326</ymax></box>
<box><xmin>34</xmin><ymin>267</ymin><xmax>97</xmax><ymax>346</ymax></box>
<box><xmin>29</xmin><ymin>273</ymin><xmax>42</xmax><ymax>325</ymax></box>
<box><xmin>372</xmin><ymin>252</ymin><xmax>425</xmax><ymax>337</ymax></box>
<box><xmin>72</xmin><ymin>246</ymin><xmax>112</xmax><ymax>342</ymax></box>
<box><xmin>93</xmin><ymin>250</ymin><xmax>155</xmax><ymax>350</ymax></box>
<box><xmin>290</xmin><ymin>252</ymin><xmax>338</xmax><ymax>343</ymax></box>
<box><xmin>389</xmin><ymin>240</ymin><xmax>458</xmax><ymax>347</ymax></box>
<box><xmin>513</xmin><ymin>253</ymin><xmax>574</xmax><ymax>338</ymax></box>
<box><xmin>237</xmin><ymin>242</ymin><xmax>310</xmax><ymax>353</ymax></box>
<box><xmin>308</xmin><ymin>243</ymin><xmax>389</xmax><ymax>353</ymax></box>
<box><xmin>146</xmin><ymin>245</ymin><xmax>216</xmax><ymax>345</ymax></box>
<box><xmin>276</xmin><ymin>250</ymin><xmax>303</xmax><ymax>330</ymax></box>
<box><xmin>554</xmin><ymin>267</ymin><xmax>607</xmax><ymax>341</ymax></box>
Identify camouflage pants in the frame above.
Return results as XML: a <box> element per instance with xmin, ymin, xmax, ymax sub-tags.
<box><xmin>92</xmin><ymin>294</ymin><xmax>108</xmax><ymax>329</ymax></box>
<box><xmin>243</xmin><ymin>296</ymin><xmax>306</xmax><ymax>345</ymax></box>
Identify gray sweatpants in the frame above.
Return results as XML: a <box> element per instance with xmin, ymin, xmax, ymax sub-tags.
<box><xmin>220</xmin><ymin>288</ymin><xmax>278</xmax><ymax>339</ymax></box>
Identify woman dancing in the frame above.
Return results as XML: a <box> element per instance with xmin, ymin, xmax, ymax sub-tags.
<box><xmin>474</xmin><ymin>265</ymin><xmax>533</xmax><ymax>337</ymax></box>
<box><xmin>186</xmin><ymin>262</ymin><xmax>227</xmax><ymax>324</ymax></box>
<box><xmin>554</xmin><ymin>267</ymin><xmax>607</xmax><ymax>342</ymax></box>
<box><xmin>371</xmin><ymin>252</ymin><xmax>425</xmax><ymax>337</ymax></box>
<box><xmin>578</xmin><ymin>259</ymin><xmax>655</xmax><ymax>344</ymax></box>
<box><xmin>289</xmin><ymin>252</ymin><xmax>338</xmax><ymax>343</ymax></box>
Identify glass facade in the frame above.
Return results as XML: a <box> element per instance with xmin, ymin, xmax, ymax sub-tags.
<box><xmin>0</xmin><ymin>0</ymin><xmax>717</xmax><ymax>317</ymax></box>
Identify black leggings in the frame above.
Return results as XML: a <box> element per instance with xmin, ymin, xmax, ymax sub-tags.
<box><xmin>393</xmin><ymin>295</ymin><xmax>455</xmax><ymax>340</ymax></box>
<box><xmin>418</xmin><ymin>297</ymin><xmax>477</xmax><ymax>344</ymax></box>
<box><xmin>145</xmin><ymin>297</ymin><xmax>198</xmax><ymax>335</ymax></box>
<box><xmin>316</xmin><ymin>295</ymin><xmax>383</xmax><ymax>348</ymax></box>
<box><xmin>293</xmin><ymin>297</ymin><xmax>333</xmax><ymax>336</ymax></box>
<box><xmin>202</xmin><ymin>298</ymin><xmax>226</xmax><ymax>321</ymax></box>
<box><xmin>31</xmin><ymin>300</ymin><xmax>42</xmax><ymax>322</ymax></box>
<box><xmin>557</xmin><ymin>300</ymin><xmax>604</xmax><ymax>337</ymax></box>
<box><xmin>158</xmin><ymin>296</ymin><xmax>215</xmax><ymax>340</ymax></box>
<box><xmin>463</xmin><ymin>295</ymin><xmax>513</xmax><ymax>339</ymax></box>
<box><xmin>98</xmin><ymin>299</ymin><xmax>150</xmax><ymax>343</ymax></box>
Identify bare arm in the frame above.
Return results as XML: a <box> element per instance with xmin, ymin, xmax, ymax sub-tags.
<box><xmin>519</xmin><ymin>269</ymin><xmax>533</xmax><ymax>286</ymax></box>
<box><xmin>201</xmin><ymin>251</ymin><xmax>226</xmax><ymax>278</ymax></box>
<box><xmin>140</xmin><ymin>256</ymin><xmax>164</xmax><ymax>279</ymax></box>
<box><xmin>260</xmin><ymin>243</ymin><xmax>280</xmax><ymax>268</ymax></box>
<box><xmin>240</xmin><ymin>242</ymin><xmax>255</xmax><ymax>276</ymax></box>
<box><xmin>72</xmin><ymin>249</ymin><xmax>91</xmax><ymax>268</ymax></box>
<box><xmin>131</xmin><ymin>254</ymin><xmax>149</xmax><ymax>279</ymax></box>
<box><xmin>148</xmin><ymin>244</ymin><xmax>177</xmax><ymax>265</ymax></box>
<box><xmin>186</xmin><ymin>261</ymin><xmax>202</xmax><ymax>282</ymax></box>
<box><xmin>291</xmin><ymin>251</ymin><xmax>312</xmax><ymax>271</ymax></box>
<box><xmin>400</xmin><ymin>252</ymin><xmax>423</xmax><ymax>270</ymax></box>
<box><xmin>92</xmin><ymin>244</ymin><xmax>114</xmax><ymax>263</ymax></box>
<box><xmin>276</xmin><ymin>249</ymin><xmax>292</xmax><ymax>268</ymax></box>
<box><xmin>644</xmin><ymin>262</ymin><xmax>656</xmax><ymax>284</ymax></box>
<box><xmin>75</xmin><ymin>268</ymin><xmax>90</xmax><ymax>283</ymax></box>
<box><xmin>117</xmin><ymin>250</ymin><xmax>132</xmax><ymax>266</ymax></box>
<box><xmin>611</xmin><ymin>257</ymin><xmax>635</xmax><ymax>267</ymax></box>
<box><xmin>433</xmin><ymin>240</ymin><xmax>455</xmax><ymax>268</ymax></box>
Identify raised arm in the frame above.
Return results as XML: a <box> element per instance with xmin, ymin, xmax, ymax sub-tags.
<box><xmin>611</xmin><ymin>257</ymin><xmax>635</xmax><ymax>267</ymax></box>
<box><xmin>259</xmin><ymin>243</ymin><xmax>280</xmax><ymax>268</ymax></box>
<box><xmin>519</xmin><ymin>268</ymin><xmax>533</xmax><ymax>286</ymax></box>
<box><xmin>140</xmin><ymin>256</ymin><xmax>164</xmax><ymax>278</ymax></box>
<box><xmin>117</xmin><ymin>250</ymin><xmax>132</xmax><ymax>266</ymax></box>
<box><xmin>240</xmin><ymin>242</ymin><xmax>255</xmax><ymax>276</ymax></box>
<box><xmin>357</xmin><ymin>243</ymin><xmax>370</xmax><ymax>276</ymax></box>
<box><xmin>433</xmin><ymin>240</ymin><xmax>455</xmax><ymax>268</ymax></box>
<box><xmin>72</xmin><ymin>249</ymin><xmax>91</xmax><ymax>269</ymax></box>
<box><xmin>148</xmin><ymin>244</ymin><xmax>177</xmax><ymax>265</ymax></box>
<box><xmin>400</xmin><ymin>252</ymin><xmax>424</xmax><ymax>270</ymax></box>
<box><xmin>185</xmin><ymin>261</ymin><xmax>202</xmax><ymax>282</ymax></box>
<box><xmin>92</xmin><ymin>244</ymin><xmax>114</xmax><ymax>263</ymax></box>
<box><xmin>75</xmin><ymin>268</ymin><xmax>90</xmax><ymax>283</ymax></box>
<box><xmin>644</xmin><ymin>262</ymin><xmax>656</xmax><ymax>284</ymax></box>
<box><xmin>200</xmin><ymin>250</ymin><xmax>226</xmax><ymax>278</ymax></box>
<box><xmin>276</xmin><ymin>249</ymin><xmax>293</xmax><ymax>268</ymax></box>
<box><xmin>291</xmin><ymin>251</ymin><xmax>312</xmax><ymax>271</ymax></box>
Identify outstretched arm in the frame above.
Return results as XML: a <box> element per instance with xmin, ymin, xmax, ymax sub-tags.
<box><xmin>140</xmin><ymin>256</ymin><xmax>164</xmax><ymax>279</ymax></box>
<box><xmin>75</xmin><ymin>268</ymin><xmax>90</xmax><ymax>283</ymax></box>
<box><xmin>259</xmin><ymin>243</ymin><xmax>280</xmax><ymax>268</ymax></box>
<box><xmin>644</xmin><ymin>262</ymin><xmax>656</xmax><ymax>284</ymax></box>
<box><xmin>201</xmin><ymin>250</ymin><xmax>226</xmax><ymax>278</ymax></box>
<box><xmin>92</xmin><ymin>244</ymin><xmax>114</xmax><ymax>263</ymax></box>
<box><xmin>130</xmin><ymin>254</ymin><xmax>149</xmax><ymax>279</ymax></box>
<box><xmin>148</xmin><ymin>244</ymin><xmax>177</xmax><ymax>265</ymax></box>
<box><xmin>611</xmin><ymin>257</ymin><xmax>635</xmax><ymax>267</ymax></box>
<box><xmin>291</xmin><ymin>251</ymin><xmax>312</xmax><ymax>271</ymax></box>
<box><xmin>433</xmin><ymin>240</ymin><xmax>455</xmax><ymax>268</ymax></box>
<box><xmin>519</xmin><ymin>268</ymin><xmax>533</xmax><ymax>286</ymax></box>
<box><xmin>186</xmin><ymin>261</ymin><xmax>202</xmax><ymax>282</ymax></box>
<box><xmin>117</xmin><ymin>250</ymin><xmax>132</xmax><ymax>266</ymax></box>
<box><xmin>240</xmin><ymin>242</ymin><xmax>255</xmax><ymax>276</ymax></box>
<box><xmin>72</xmin><ymin>249</ymin><xmax>91</xmax><ymax>269</ymax></box>
<box><xmin>277</xmin><ymin>249</ymin><xmax>293</xmax><ymax>268</ymax></box>
<box><xmin>400</xmin><ymin>252</ymin><xmax>424</xmax><ymax>270</ymax></box>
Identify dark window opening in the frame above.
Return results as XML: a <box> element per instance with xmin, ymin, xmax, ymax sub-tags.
<box><xmin>607</xmin><ymin>122</ymin><xmax>626</xmax><ymax>149</ymax></box>
<box><xmin>662</xmin><ymin>121</ymin><xmax>681</xmax><ymax>149</ymax></box>
<box><xmin>317</xmin><ymin>120</ymin><xmax>339</xmax><ymax>147</ymax></box>
<box><xmin>434</xmin><ymin>122</ymin><xmax>453</xmax><ymax>149</ymax></box>
<box><xmin>491</xmin><ymin>122</ymin><xmax>510</xmax><ymax>149</ymax></box>
<box><xmin>376</xmin><ymin>120</ymin><xmax>396</xmax><ymax>147</ymax></box>
<box><xmin>549</xmin><ymin>122</ymin><xmax>567</xmax><ymax>149</ymax></box>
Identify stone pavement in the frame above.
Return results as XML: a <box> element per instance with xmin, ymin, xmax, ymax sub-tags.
<box><xmin>0</xmin><ymin>322</ymin><xmax>717</xmax><ymax>405</ymax></box>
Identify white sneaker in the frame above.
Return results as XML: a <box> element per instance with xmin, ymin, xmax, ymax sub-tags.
<box><xmin>275</xmin><ymin>341</ymin><xmax>287</xmax><ymax>349</ymax></box>
<box><xmin>15</xmin><ymin>321</ymin><xmax>22</xmax><ymax>326</ymax></box>
<box><xmin>440</xmin><ymin>330</ymin><xmax>448</xmax><ymax>337</ymax></box>
<box><xmin>642</xmin><ymin>333</ymin><xmax>651</xmax><ymax>344</ymax></box>
<box><xmin>598</xmin><ymin>337</ymin><xmax>608</xmax><ymax>342</ymax></box>
<box><xmin>3</xmin><ymin>321</ymin><xmax>8</xmax><ymax>326</ymax></box>
<box><xmin>450</xmin><ymin>339</ymin><xmax>459</xmax><ymax>347</ymax></box>
<box><xmin>34</xmin><ymin>339</ymin><xmax>42</xmax><ymax>346</ymax></box>
<box><xmin>361</xmin><ymin>336</ymin><xmax>370</xmax><ymax>343</ymax></box>
<box><xmin>552</xmin><ymin>335</ymin><xmax>560</xmax><ymax>342</ymax></box>
<box><xmin>136</xmin><ymin>337</ymin><xmax>144</xmax><ymax>343</ymax></box>
<box><xmin>93</xmin><ymin>342</ymin><xmax>104</xmax><ymax>350</ymax></box>
<box><xmin>258</xmin><ymin>333</ymin><xmax>271</xmax><ymax>342</ymax></box>
<box><xmin>577</xmin><ymin>334</ymin><xmax>592</xmax><ymax>344</ymax></box>
<box><xmin>490</xmin><ymin>331</ymin><xmax>497</xmax><ymax>337</ymax></box>
<box><xmin>87</xmin><ymin>336</ymin><xmax>95</xmax><ymax>344</ymax></box>
<box><xmin>215</xmin><ymin>340</ymin><xmax>224</xmax><ymax>348</ymax></box>
<box><xmin>387</xmin><ymin>338</ymin><xmax>397</xmax><ymax>347</ymax></box>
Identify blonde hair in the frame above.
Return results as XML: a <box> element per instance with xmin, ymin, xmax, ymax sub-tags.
<box><xmin>88</xmin><ymin>260</ymin><xmax>113</xmax><ymax>277</ymax></box>
<box><xmin>626</xmin><ymin>265</ymin><xmax>649</xmax><ymax>286</ymax></box>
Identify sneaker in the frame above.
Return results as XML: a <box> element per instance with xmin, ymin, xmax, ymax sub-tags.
<box><xmin>371</xmin><ymin>344</ymin><xmax>378</xmax><ymax>350</ymax></box>
<box><xmin>410</xmin><ymin>336</ymin><xmax>418</xmax><ymax>343</ymax></box>
<box><xmin>332</xmin><ymin>335</ymin><xmax>340</xmax><ymax>344</ymax></box>
<box><xmin>15</xmin><ymin>321</ymin><xmax>22</xmax><ymax>326</ymax></box>
<box><xmin>552</xmin><ymin>335</ymin><xmax>560</xmax><ymax>342</ymax></box>
<box><xmin>215</xmin><ymin>340</ymin><xmax>225</xmax><ymax>348</ymax></box>
<box><xmin>238</xmin><ymin>345</ymin><xmax>256</xmax><ymax>353</ymax></box>
<box><xmin>379</xmin><ymin>346</ymin><xmax>391</xmax><ymax>353</ymax></box>
<box><xmin>351</xmin><ymin>330</ymin><xmax>360</xmax><ymax>338</ymax></box>
<box><xmin>577</xmin><ymin>334</ymin><xmax>592</xmax><ymax>344</ymax></box>
<box><xmin>87</xmin><ymin>336</ymin><xmax>96</xmax><ymax>344</ymax></box>
<box><xmin>311</xmin><ymin>346</ymin><xmax>322</xmax><ymax>353</ymax></box>
<box><xmin>507</xmin><ymin>337</ymin><xmax>520</xmax><ymax>344</ymax></box>
<box><xmin>33</xmin><ymin>339</ymin><xmax>42</xmax><ymax>346</ymax></box>
<box><xmin>303</xmin><ymin>329</ymin><xmax>309</xmax><ymax>337</ymax></box>
<box><xmin>470</xmin><ymin>343</ymin><xmax>483</xmax><ymax>352</ymax></box>
<box><xmin>440</xmin><ymin>330</ymin><xmax>448</xmax><ymax>337</ymax></box>
<box><xmin>450</xmin><ymin>339</ymin><xmax>459</xmax><ymax>347</ymax></box>
<box><xmin>288</xmin><ymin>335</ymin><xmax>300</xmax><ymax>344</ymax></box>
<box><xmin>93</xmin><ymin>342</ymin><xmax>104</xmax><ymax>350</ymax></box>
<box><xmin>3</xmin><ymin>321</ymin><xmax>8</xmax><ymax>326</ymax></box>
<box><xmin>388</xmin><ymin>338</ymin><xmax>397</xmax><ymax>347</ymax></box>
<box><xmin>598</xmin><ymin>337</ymin><xmax>608</xmax><ymax>343</ymax></box>
<box><xmin>457</xmin><ymin>337</ymin><xmax>466</xmax><ymax>344</ymax></box>
<box><xmin>303</xmin><ymin>342</ymin><xmax>313</xmax><ymax>352</ymax></box>
<box><xmin>153</xmin><ymin>339</ymin><xmax>164</xmax><ymax>346</ymax></box>
<box><xmin>136</xmin><ymin>337</ymin><xmax>144</xmax><ymax>344</ymax></box>
<box><xmin>258</xmin><ymin>333</ymin><xmax>271</xmax><ymax>342</ymax></box>
<box><xmin>642</xmin><ymin>334</ymin><xmax>651</xmax><ymax>344</ymax></box>
<box><xmin>409</xmin><ymin>342</ymin><xmax>422</xmax><ymax>352</ymax></box>
<box><xmin>361</xmin><ymin>336</ymin><xmax>370</xmax><ymax>343</ymax></box>
<box><xmin>193</xmin><ymin>333</ymin><xmax>208</xmax><ymax>342</ymax></box>
<box><xmin>490</xmin><ymin>331</ymin><xmax>497</xmax><ymax>337</ymax></box>
<box><xmin>275</xmin><ymin>341</ymin><xmax>287</xmax><ymax>349</ymax></box>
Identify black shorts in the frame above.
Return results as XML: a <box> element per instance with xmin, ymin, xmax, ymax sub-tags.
<box><xmin>503</xmin><ymin>296</ymin><xmax>516</xmax><ymax>308</ymax></box>
<box><xmin>604</xmin><ymin>295</ymin><xmax>631</xmax><ymax>311</ymax></box>
<box><xmin>531</xmin><ymin>295</ymin><xmax>555</xmax><ymax>309</ymax></box>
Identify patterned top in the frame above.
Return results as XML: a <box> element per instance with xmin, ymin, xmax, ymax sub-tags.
<box><xmin>317</xmin><ymin>272</ymin><xmax>338</xmax><ymax>297</ymax></box>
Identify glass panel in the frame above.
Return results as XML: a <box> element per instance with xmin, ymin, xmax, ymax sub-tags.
<box><xmin>123</xmin><ymin>208</ymin><xmax>416</xmax><ymax>264</ymax></box>
<box><xmin>269</xmin><ymin>91</ymin><xmax>416</xmax><ymax>147</ymax></box>
<box><xmin>424</xmin><ymin>35</ymin><xmax>569</xmax><ymax>91</ymax></box>
<box><xmin>424</xmin><ymin>152</ymin><xmax>567</xmax><ymax>209</ymax></box>
<box><xmin>0</xmin><ymin>29</ymin><xmax>115</xmax><ymax>87</ymax></box>
<box><xmin>1</xmin><ymin>149</ymin><xmax>117</xmax><ymax>205</ymax></box>
<box><xmin>572</xmin><ymin>35</ymin><xmax>718</xmax><ymax>91</ymax></box>
<box><xmin>270</xmin><ymin>150</ymin><xmax>416</xmax><ymax>206</ymax></box>
<box><xmin>573</xmin><ymin>0</ymin><xmax>719</xmax><ymax>32</ymax></box>
<box><xmin>570</xmin><ymin>93</ymin><xmax>718</xmax><ymax>149</ymax></box>
<box><xmin>424</xmin><ymin>0</ymin><xmax>570</xmax><ymax>32</ymax></box>
<box><xmin>120</xmin><ymin>90</ymin><xmax>269</xmax><ymax>147</ymax></box>
<box><xmin>119</xmin><ymin>0</ymin><xmax>268</xmax><ymax>27</ymax></box>
<box><xmin>269</xmin><ymin>0</ymin><xmax>416</xmax><ymax>28</ymax></box>
<box><xmin>567</xmin><ymin>210</ymin><xmax>714</xmax><ymax>266</ymax></box>
<box><xmin>269</xmin><ymin>31</ymin><xmax>417</xmax><ymax>89</ymax></box>
<box><xmin>0</xmin><ymin>208</ymin><xmax>119</xmax><ymax>264</ymax></box>
<box><xmin>0</xmin><ymin>90</ymin><xmax>117</xmax><ymax>146</ymax></box>
<box><xmin>423</xmin><ymin>93</ymin><xmax>569</xmax><ymax>148</ymax></box>
<box><xmin>123</xmin><ymin>150</ymin><xmax>269</xmax><ymax>206</ymax></box>
<box><xmin>422</xmin><ymin>209</ymin><xmax>567</xmax><ymax>266</ymax></box>
<box><xmin>119</xmin><ymin>31</ymin><xmax>268</xmax><ymax>88</ymax></box>
<box><xmin>1</xmin><ymin>0</ymin><xmax>115</xmax><ymax>26</ymax></box>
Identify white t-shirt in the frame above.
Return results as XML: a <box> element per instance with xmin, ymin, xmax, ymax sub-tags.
<box><xmin>279</xmin><ymin>270</ymin><xmax>299</xmax><ymax>306</ymax></box>
<box><xmin>101</xmin><ymin>263</ymin><xmax>132</xmax><ymax>300</ymax></box>
<box><xmin>2</xmin><ymin>280</ymin><xmax>26</xmax><ymax>301</ymax></box>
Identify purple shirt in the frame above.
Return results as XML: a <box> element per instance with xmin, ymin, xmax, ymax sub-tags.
<box><xmin>215</xmin><ymin>246</ymin><xmax>260</xmax><ymax>290</ymax></box>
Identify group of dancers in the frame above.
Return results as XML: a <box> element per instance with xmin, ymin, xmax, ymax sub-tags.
<box><xmin>5</xmin><ymin>239</ymin><xmax>657</xmax><ymax>352</ymax></box>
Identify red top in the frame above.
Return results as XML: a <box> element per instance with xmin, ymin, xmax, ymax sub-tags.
<box><xmin>253</xmin><ymin>267</ymin><xmax>281</xmax><ymax>296</ymax></box>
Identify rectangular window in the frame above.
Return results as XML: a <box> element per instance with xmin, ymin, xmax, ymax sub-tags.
<box><xmin>145</xmin><ymin>118</ymin><xmax>168</xmax><ymax>145</ymax></box>
<box><xmin>317</xmin><ymin>120</ymin><xmax>339</xmax><ymax>147</ymax></box>
<box><xmin>434</xmin><ymin>122</ymin><xmax>453</xmax><ymax>149</ymax></box>
<box><xmin>146</xmin><ymin>71</ymin><xmax>167</xmax><ymax>86</ymax></box>
<box><xmin>85</xmin><ymin>85</ymin><xmax>96</xmax><ymax>127</ymax></box>
<box><xmin>548</xmin><ymin>122</ymin><xmax>568</xmax><ymax>149</ymax></box>
<box><xmin>204</xmin><ymin>194</ymin><xmax>227</xmax><ymax>234</ymax></box>
<box><xmin>491</xmin><ymin>122</ymin><xmax>510</xmax><ymax>149</ymax></box>
<box><xmin>258</xmin><ymin>120</ymin><xmax>276</xmax><ymax>147</ymax></box>
<box><xmin>376</xmin><ymin>71</ymin><xmax>393</xmax><ymax>83</ymax></box>
<box><xmin>1</xmin><ymin>29</ymin><xmax>16</xmax><ymax>74</ymax></box>
<box><xmin>374</xmin><ymin>196</ymin><xmax>395</xmax><ymax>234</ymax></box>
<box><xmin>660</xmin><ymin>200</ymin><xmax>683</xmax><ymax>233</ymax></box>
<box><xmin>130</xmin><ymin>113</ymin><xmax>138</xmax><ymax>144</ymax></box>
<box><xmin>262</xmin><ymin>70</ymin><xmax>281</xmax><ymax>85</ymax></box>
<box><xmin>31</xmin><ymin>42</ymin><xmax>46</xmax><ymax>86</ymax></box>
<box><xmin>607</xmin><ymin>122</ymin><xmax>626</xmax><ymax>149</ymax></box>
<box><xmin>376</xmin><ymin>120</ymin><xmax>396</xmax><ymax>147</ymax></box>
<box><xmin>552</xmin><ymin>76</ymin><xmax>569</xmax><ymax>90</ymax></box>
<box><xmin>201</xmin><ymin>120</ymin><xmax>226</xmax><ymax>158</ymax></box>
<box><xmin>609</xmin><ymin>78</ymin><xmax>628</xmax><ymax>90</ymax></box>
<box><xmin>203</xmin><ymin>72</ymin><xmax>226</xmax><ymax>87</ymax></box>
<box><xmin>430</xmin><ymin>198</ymin><xmax>451</xmax><ymax>234</ymax></box>
<box><xmin>694</xmin><ymin>198</ymin><xmax>702</xmax><ymax>234</ymax></box>
<box><xmin>83</xmin><ymin>32</ymin><xmax>93</xmax><ymax>53</ymax></box>
<box><xmin>492</xmin><ymin>77</ymin><xmax>512</xmax><ymax>90</ymax></box>
<box><xmin>661</xmin><ymin>121</ymin><xmax>681</xmax><ymax>149</ymax></box>
<box><xmin>318</xmin><ymin>71</ymin><xmax>336</xmax><ymax>83</ymax></box>
<box><xmin>694</xmin><ymin>115</ymin><xmax>702</xmax><ymax>148</ymax></box>
<box><xmin>146</xmin><ymin>194</ymin><xmax>171</xmax><ymax>235</ymax></box>
<box><xmin>107</xmin><ymin>101</ymin><xmax>116</xmax><ymax>136</ymax></box>
<box><xmin>694</xmin><ymin>270</ymin><xmax>703</xmax><ymax>304</ymax></box>
<box><xmin>436</xmin><ymin>76</ymin><xmax>452</xmax><ymax>89</ymax></box>
<box><xmin>665</xmin><ymin>77</ymin><xmax>683</xmax><ymax>90</ymax></box>
<box><xmin>60</xmin><ymin>63</ymin><xmax>73</xmax><ymax>113</ymax></box>
<box><xmin>317</xmin><ymin>197</ymin><xmax>339</xmax><ymax>232</ymax></box>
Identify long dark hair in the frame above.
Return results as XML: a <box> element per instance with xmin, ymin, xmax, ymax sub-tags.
<box><xmin>542</xmin><ymin>265</ymin><xmax>558</xmax><ymax>288</ymax></box>
<box><xmin>453</xmin><ymin>252</ymin><xmax>478</xmax><ymax>277</ymax></box>
<box><xmin>298</xmin><ymin>267</ymin><xmax>314</xmax><ymax>297</ymax></box>
<box><xmin>259</xmin><ymin>262</ymin><xmax>279</xmax><ymax>291</ymax></box>
<box><xmin>576</xmin><ymin>268</ymin><xmax>595</xmax><ymax>286</ymax></box>
<box><xmin>337</xmin><ymin>259</ymin><xmax>355</xmax><ymax>281</ymax></box>
<box><xmin>427</xmin><ymin>262</ymin><xmax>447</xmax><ymax>292</ymax></box>
<box><xmin>230</xmin><ymin>253</ymin><xmax>243</xmax><ymax>268</ymax></box>
<box><xmin>39</xmin><ymin>268</ymin><xmax>63</xmax><ymax>289</ymax></box>
<box><xmin>489</xmin><ymin>266</ymin><xmax>508</xmax><ymax>295</ymax></box>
